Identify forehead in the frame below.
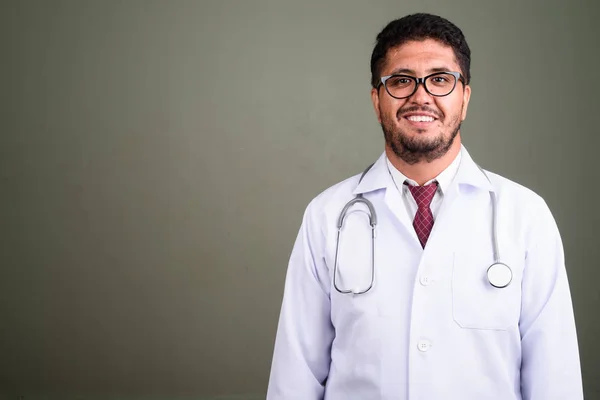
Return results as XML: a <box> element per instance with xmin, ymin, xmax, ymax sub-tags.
<box><xmin>382</xmin><ymin>39</ymin><xmax>459</xmax><ymax>75</ymax></box>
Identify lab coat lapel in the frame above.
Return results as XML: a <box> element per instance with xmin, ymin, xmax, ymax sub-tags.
<box><xmin>384</xmin><ymin>183</ymin><xmax>421</xmax><ymax>247</ymax></box>
<box><xmin>352</xmin><ymin>152</ymin><xmax>421</xmax><ymax>247</ymax></box>
<box><xmin>424</xmin><ymin>145</ymin><xmax>495</xmax><ymax>250</ymax></box>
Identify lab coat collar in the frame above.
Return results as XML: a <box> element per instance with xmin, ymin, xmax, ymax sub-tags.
<box><xmin>453</xmin><ymin>145</ymin><xmax>495</xmax><ymax>193</ymax></box>
<box><xmin>352</xmin><ymin>144</ymin><xmax>494</xmax><ymax>195</ymax></box>
<box><xmin>351</xmin><ymin>152</ymin><xmax>391</xmax><ymax>195</ymax></box>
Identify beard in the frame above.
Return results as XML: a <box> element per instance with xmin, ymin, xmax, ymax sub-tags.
<box><xmin>380</xmin><ymin>105</ymin><xmax>462</xmax><ymax>165</ymax></box>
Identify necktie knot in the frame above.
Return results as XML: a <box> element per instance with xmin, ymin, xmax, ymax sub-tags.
<box><xmin>408</xmin><ymin>182</ymin><xmax>438</xmax><ymax>210</ymax></box>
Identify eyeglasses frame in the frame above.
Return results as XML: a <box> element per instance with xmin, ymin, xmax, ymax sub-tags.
<box><xmin>378</xmin><ymin>71</ymin><xmax>465</xmax><ymax>99</ymax></box>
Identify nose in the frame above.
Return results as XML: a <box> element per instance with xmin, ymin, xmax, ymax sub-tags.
<box><xmin>408</xmin><ymin>80</ymin><xmax>433</xmax><ymax>105</ymax></box>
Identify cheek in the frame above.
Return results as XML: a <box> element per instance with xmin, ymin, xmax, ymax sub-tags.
<box><xmin>436</xmin><ymin>98</ymin><xmax>463</xmax><ymax>121</ymax></box>
<box><xmin>380</xmin><ymin>98</ymin><xmax>404</xmax><ymax>118</ymax></box>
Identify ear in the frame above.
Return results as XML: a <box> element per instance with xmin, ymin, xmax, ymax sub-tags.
<box><xmin>371</xmin><ymin>87</ymin><xmax>382</xmax><ymax>123</ymax></box>
<box><xmin>461</xmin><ymin>84</ymin><xmax>471</xmax><ymax>121</ymax></box>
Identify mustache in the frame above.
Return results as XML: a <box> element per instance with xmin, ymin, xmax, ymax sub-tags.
<box><xmin>397</xmin><ymin>106</ymin><xmax>443</xmax><ymax>119</ymax></box>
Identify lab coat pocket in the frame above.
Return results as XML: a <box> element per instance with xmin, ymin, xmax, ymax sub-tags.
<box><xmin>452</xmin><ymin>252</ymin><xmax>522</xmax><ymax>331</ymax></box>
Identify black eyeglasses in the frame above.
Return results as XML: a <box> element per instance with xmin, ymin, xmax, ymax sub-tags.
<box><xmin>378</xmin><ymin>71</ymin><xmax>465</xmax><ymax>99</ymax></box>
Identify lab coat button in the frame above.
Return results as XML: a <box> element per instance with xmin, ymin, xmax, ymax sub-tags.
<box><xmin>417</xmin><ymin>340</ymin><xmax>431</xmax><ymax>352</ymax></box>
<box><xmin>420</xmin><ymin>276</ymin><xmax>433</xmax><ymax>286</ymax></box>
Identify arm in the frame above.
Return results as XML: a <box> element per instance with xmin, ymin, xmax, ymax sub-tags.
<box><xmin>519</xmin><ymin>200</ymin><xmax>583</xmax><ymax>399</ymax></box>
<box><xmin>267</xmin><ymin>201</ymin><xmax>334</xmax><ymax>400</ymax></box>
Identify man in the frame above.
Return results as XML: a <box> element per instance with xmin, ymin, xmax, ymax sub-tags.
<box><xmin>267</xmin><ymin>13</ymin><xmax>583</xmax><ymax>400</ymax></box>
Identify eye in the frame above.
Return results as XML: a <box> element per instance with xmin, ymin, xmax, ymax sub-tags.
<box><xmin>386</xmin><ymin>76</ymin><xmax>413</xmax><ymax>88</ymax></box>
<box><xmin>427</xmin><ymin>73</ymin><xmax>456</xmax><ymax>89</ymax></box>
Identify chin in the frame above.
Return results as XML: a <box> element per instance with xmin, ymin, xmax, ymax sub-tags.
<box><xmin>405</xmin><ymin>129</ymin><xmax>437</xmax><ymax>139</ymax></box>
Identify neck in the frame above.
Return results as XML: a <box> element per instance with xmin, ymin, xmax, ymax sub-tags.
<box><xmin>386</xmin><ymin>138</ymin><xmax>462</xmax><ymax>185</ymax></box>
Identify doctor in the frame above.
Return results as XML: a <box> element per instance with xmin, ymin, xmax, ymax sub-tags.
<box><xmin>267</xmin><ymin>13</ymin><xmax>583</xmax><ymax>400</ymax></box>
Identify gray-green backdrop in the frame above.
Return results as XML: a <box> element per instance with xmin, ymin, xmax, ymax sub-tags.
<box><xmin>1</xmin><ymin>0</ymin><xmax>598</xmax><ymax>399</ymax></box>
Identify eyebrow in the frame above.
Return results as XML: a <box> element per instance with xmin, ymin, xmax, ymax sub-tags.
<box><xmin>387</xmin><ymin>67</ymin><xmax>453</xmax><ymax>76</ymax></box>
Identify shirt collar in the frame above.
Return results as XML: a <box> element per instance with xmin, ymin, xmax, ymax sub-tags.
<box><xmin>385</xmin><ymin>149</ymin><xmax>462</xmax><ymax>194</ymax></box>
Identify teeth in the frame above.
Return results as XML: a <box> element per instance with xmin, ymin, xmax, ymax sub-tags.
<box><xmin>407</xmin><ymin>115</ymin><xmax>434</xmax><ymax>122</ymax></box>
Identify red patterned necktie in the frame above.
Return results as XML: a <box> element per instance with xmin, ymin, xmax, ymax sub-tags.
<box><xmin>407</xmin><ymin>182</ymin><xmax>439</xmax><ymax>248</ymax></box>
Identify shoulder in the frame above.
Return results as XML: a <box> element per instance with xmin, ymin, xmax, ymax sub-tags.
<box><xmin>291</xmin><ymin>171</ymin><xmax>365</xmax><ymax>254</ymax></box>
<box><xmin>304</xmin><ymin>172</ymin><xmax>363</xmax><ymax>222</ymax></box>
<box><xmin>483</xmin><ymin>169</ymin><xmax>559</xmax><ymax>243</ymax></box>
<box><xmin>483</xmin><ymin>170</ymin><xmax>549</xmax><ymax>212</ymax></box>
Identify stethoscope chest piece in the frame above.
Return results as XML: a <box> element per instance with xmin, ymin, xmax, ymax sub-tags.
<box><xmin>487</xmin><ymin>262</ymin><xmax>512</xmax><ymax>288</ymax></box>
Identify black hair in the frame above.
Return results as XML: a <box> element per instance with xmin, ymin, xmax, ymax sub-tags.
<box><xmin>370</xmin><ymin>13</ymin><xmax>471</xmax><ymax>88</ymax></box>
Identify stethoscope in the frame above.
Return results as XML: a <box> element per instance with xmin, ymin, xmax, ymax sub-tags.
<box><xmin>333</xmin><ymin>162</ymin><xmax>513</xmax><ymax>295</ymax></box>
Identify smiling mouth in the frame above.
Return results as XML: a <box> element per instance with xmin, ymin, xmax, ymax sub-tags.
<box><xmin>405</xmin><ymin>115</ymin><xmax>436</xmax><ymax>122</ymax></box>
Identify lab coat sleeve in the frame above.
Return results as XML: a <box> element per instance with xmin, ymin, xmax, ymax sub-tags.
<box><xmin>519</xmin><ymin>199</ymin><xmax>583</xmax><ymax>399</ymax></box>
<box><xmin>267</xmin><ymin>199</ymin><xmax>334</xmax><ymax>400</ymax></box>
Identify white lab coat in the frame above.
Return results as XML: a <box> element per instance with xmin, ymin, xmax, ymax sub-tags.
<box><xmin>267</xmin><ymin>145</ymin><xmax>583</xmax><ymax>400</ymax></box>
